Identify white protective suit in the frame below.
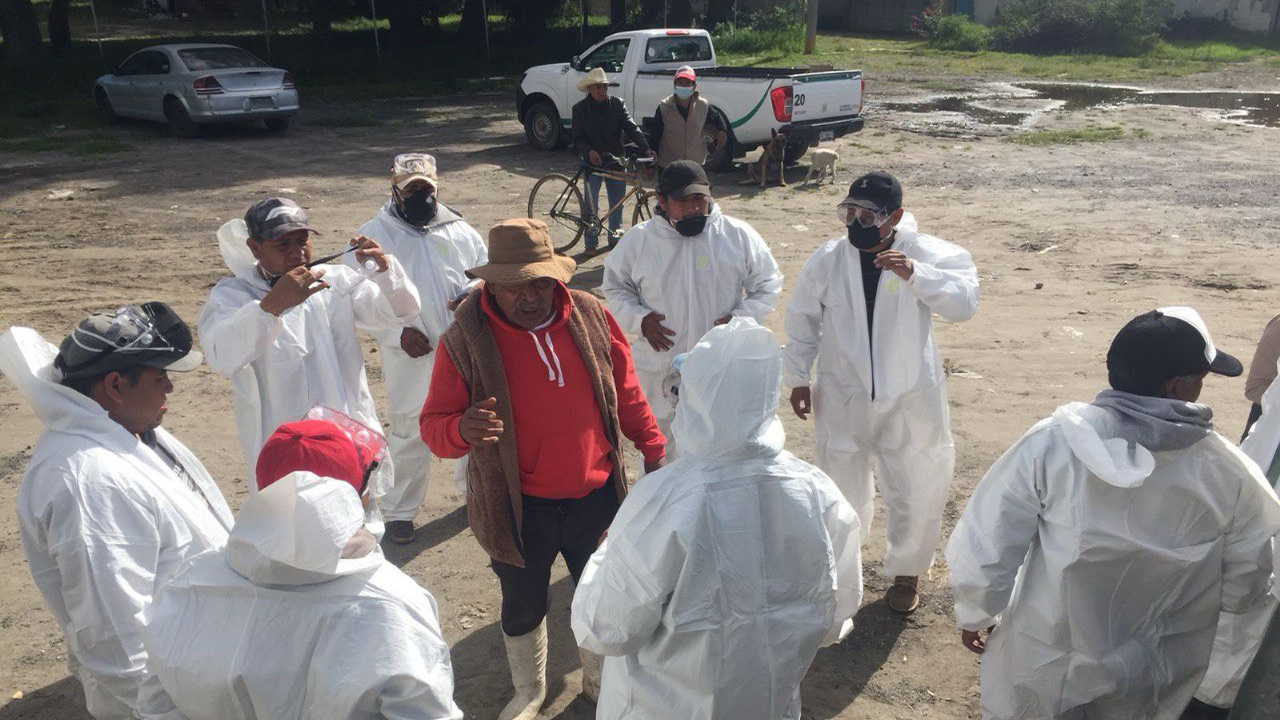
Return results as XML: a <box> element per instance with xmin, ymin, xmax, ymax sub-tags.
<box><xmin>1195</xmin><ymin>359</ymin><xmax>1280</xmax><ymax>708</ymax></box>
<box><xmin>782</xmin><ymin>213</ymin><xmax>978</xmax><ymax>578</ymax></box>
<box><xmin>199</xmin><ymin>220</ymin><xmax>421</xmax><ymax>492</ymax></box>
<box><xmin>350</xmin><ymin>201</ymin><xmax>486</xmax><ymax>515</ymax></box>
<box><xmin>946</xmin><ymin>391</ymin><xmax>1280</xmax><ymax>720</ymax></box>
<box><xmin>0</xmin><ymin>326</ymin><xmax>234</xmax><ymax>720</ymax></box>
<box><xmin>571</xmin><ymin>318</ymin><xmax>862</xmax><ymax>720</ymax></box>
<box><xmin>602</xmin><ymin>205</ymin><xmax>783</xmax><ymax>445</ymax></box>
<box><xmin>140</xmin><ymin>471</ymin><xmax>463</xmax><ymax>720</ymax></box>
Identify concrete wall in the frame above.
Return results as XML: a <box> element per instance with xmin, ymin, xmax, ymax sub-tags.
<box><xmin>973</xmin><ymin>0</ymin><xmax>1278</xmax><ymax>32</ymax></box>
<box><xmin>816</xmin><ymin>0</ymin><xmax>934</xmax><ymax>32</ymax></box>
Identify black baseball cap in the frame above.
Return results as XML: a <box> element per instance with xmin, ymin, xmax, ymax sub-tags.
<box><xmin>55</xmin><ymin>302</ymin><xmax>202</xmax><ymax>380</ymax></box>
<box><xmin>841</xmin><ymin>171</ymin><xmax>903</xmax><ymax>213</ymax></box>
<box><xmin>244</xmin><ymin>197</ymin><xmax>318</xmax><ymax>242</ymax></box>
<box><xmin>1107</xmin><ymin>307</ymin><xmax>1243</xmax><ymax>388</ymax></box>
<box><xmin>658</xmin><ymin>160</ymin><xmax>711</xmax><ymax>199</ymax></box>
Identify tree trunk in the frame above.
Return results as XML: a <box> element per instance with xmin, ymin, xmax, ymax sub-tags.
<box><xmin>609</xmin><ymin>0</ymin><xmax>625</xmax><ymax>28</ymax></box>
<box><xmin>385</xmin><ymin>0</ymin><xmax>425</xmax><ymax>55</ymax></box>
<box><xmin>637</xmin><ymin>0</ymin><xmax>661</xmax><ymax>26</ymax></box>
<box><xmin>47</xmin><ymin>0</ymin><xmax>70</xmax><ymax>54</ymax></box>
<box><xmin>704</xmin><ymin>0</ymin><xmax>730</xmax><ymax>29</ymax></box>
<box><xmin>0</xmin><ymin>0</ymin><xmax>42</xmax><ymax>60</ymax></box>
<box><xmin>309</xmin><ymin>0</ymin><xmax>332</xmax><ymax>36</ymax></box>
<box><xmin>667</xmin><ymin>0</ymin><xmax>691</xmax><ymax>26</ymax></box>
<box><xmin>458</xmin><ymin>0</ymin><xmax>485</xmax><ymax>43</ymax></box>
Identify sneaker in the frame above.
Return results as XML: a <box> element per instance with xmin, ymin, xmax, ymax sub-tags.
<box><xmin>886</xmin><ymin>575</ymin><xmax>920</xmax><ymax>614</ymax></box>
<box><xmin>386</xmin><ymin>520</ymin><xmax>416</xmax><ymax>545</ymax></box>
<box><xmin>582</xmin><ymin>247</ymin><xmax>600</xmax><ymax>259</ymax></box>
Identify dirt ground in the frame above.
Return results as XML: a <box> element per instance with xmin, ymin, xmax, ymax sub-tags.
<box><xmin>2</xmin><ymin>60</ymin><xmax>1279</xmax><ymax>720</ymax></box>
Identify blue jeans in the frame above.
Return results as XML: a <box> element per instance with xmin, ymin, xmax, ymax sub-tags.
<box><xmin>583</xmin><ymin>167</ymin><xmax>625</xmax><ymax>250</ymax></box>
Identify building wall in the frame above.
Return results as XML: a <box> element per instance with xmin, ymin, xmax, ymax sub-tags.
<box><xmin>974</xmin><ymin>0</ymin><xmax>1278</xmax><ymax>31</ymax></box>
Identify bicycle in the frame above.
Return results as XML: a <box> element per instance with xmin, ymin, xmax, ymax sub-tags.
<box><xmin>527</xmin><ymin>154</ymin><xmax>656</xmax><ymax>254</ymax></box>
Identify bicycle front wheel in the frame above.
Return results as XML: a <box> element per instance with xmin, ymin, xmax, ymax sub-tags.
<box><xmin>528</xmin><ymin>174</ymin><xmax>587</xmax><ymax>253</ymax></box>
<box><xmin>632</xmin><ymin>190</ymin><xmax>653</xmax><ymax>228</ymax></box>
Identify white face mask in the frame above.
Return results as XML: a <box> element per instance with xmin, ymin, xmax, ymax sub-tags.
<box><xmin>674</xmin><ymin>86</ymin><xmax>694</xmax><ymax>99</ymax></box>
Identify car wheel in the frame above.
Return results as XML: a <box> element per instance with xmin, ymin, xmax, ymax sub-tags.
<box><xmin>264</xmin><ymin>117</ymin><xmax>290</xmax><ymax>133</ymax></box>
<box><xmin>784</xmin><ymin>139</ymin><xmax>811</xmax><ymax>165</ymax></box>
<box><xmin>703</xmin><ymin>108</ymin><xmax>735</xmax><ymax>172</ymax></box>
<box><xmin>94</xmin><ymin>88</ymin><xmax>121</xmax><ymax>125</ymax></box>
<box><xmin>524</xmin><ymin>101</ymin><xmax>564</xmax><ymax>151</ymax></box>
<box><xmin>164</xmin><ymin>98</ymin><xmax>200</xmax><ymax>139</ymax></box>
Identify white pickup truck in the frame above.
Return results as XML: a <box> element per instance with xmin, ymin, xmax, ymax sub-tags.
<box><xmin>516</xmin><ymin>28</ymin><xmax>864</xmax><ymax>170</ymax></box>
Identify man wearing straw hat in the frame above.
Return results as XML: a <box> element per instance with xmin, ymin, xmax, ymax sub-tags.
<box><xmin>421</xmin><ymin>218</ymin><xmax>667</xmax><ymax>720</ymax></box>
<box><xmin>571</xmin><ymin>66</ymin><xmax>654</xmax><ymax>258</ymax></box>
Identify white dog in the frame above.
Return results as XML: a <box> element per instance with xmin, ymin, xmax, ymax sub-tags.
<box><xmin>804</xmin><ymin>148</ymin><xmax>839</xmax><ymax>184</ymax></box>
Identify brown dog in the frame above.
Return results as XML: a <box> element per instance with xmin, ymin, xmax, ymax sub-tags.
<box><xmin>742</xmin><ymin>128</ymin><xmax>788</xmax><ymax>188</ymax></box>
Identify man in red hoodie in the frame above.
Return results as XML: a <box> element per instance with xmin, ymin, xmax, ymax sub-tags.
<box><xmin>421</xmin><ymin>218</ymin><xmax>666</xmax><ymax>720</ymax></box>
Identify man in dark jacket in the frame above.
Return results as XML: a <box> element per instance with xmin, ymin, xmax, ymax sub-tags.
<box><xmin>571</xmin><ymin>67</ymin><xmax>653</xmax><ymax>258</ymax></box>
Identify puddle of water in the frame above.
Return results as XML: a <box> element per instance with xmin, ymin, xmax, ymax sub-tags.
<box><xmin>881</xmin><ymin>82</ymin><xmax>1280</xmax><ymax>130</ymax></box>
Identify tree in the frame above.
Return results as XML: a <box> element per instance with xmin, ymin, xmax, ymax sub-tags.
<box><xmin>667</xmin><ymin>0</ymin><xmax>691</xmax><ymax>26</ymax></box>
<box><xmin>458</xmin><ymin>0</ymin><xmax>485</xmax><ymax>44</ymax></box>
<box><xmin>704</xmin><ymin>0</ymin><xmax>731</xmax><ymax>30</ymax></box>
<box><xmin>609</xmin><ymin>0</ymin><xmax>625</xmax><ymax>28</ymax></box>
<box><xmin>0</xmin><ymin>0</ymin><xmax>42</xmax><ymax>61</ymax></box>
<box><xmin>383</xmin><ymin>0</ymin><xmax>425</xmax><ymax>53</ymax></box>
<box><xmin>48</xmin><ymin>0</ymin><xmax>71</xmax><ymax>54</ymax></box>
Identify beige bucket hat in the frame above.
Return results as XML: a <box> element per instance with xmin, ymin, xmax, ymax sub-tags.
<box><xmin>577</xmin><ymin>67</ymin><xmax>610</xmax><ymax>93</ymax></box>
<box><xmin>467</xmin><ymin>218</ymin><xmax>576</xmax><ymax>285</ymax></box>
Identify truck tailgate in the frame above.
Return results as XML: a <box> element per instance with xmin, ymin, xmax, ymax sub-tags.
<box><xmin>791</xmin><ymin>70</ymin><xmax>863</xmax><ymax>124</ymax></box>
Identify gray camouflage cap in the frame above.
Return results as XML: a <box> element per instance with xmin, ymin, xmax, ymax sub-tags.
<box><xmin>55</xmin><ymin>302</ymin><xmax>202</xmax><ymax>380</ymax></box>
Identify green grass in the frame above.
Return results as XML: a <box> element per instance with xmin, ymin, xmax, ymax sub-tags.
<box><xmin>1008</xmin><ymin>126</ymin><xmax>1131</xmax><ymax>145</ymax></box>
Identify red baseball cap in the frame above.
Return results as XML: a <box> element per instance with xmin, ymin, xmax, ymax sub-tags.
<box><xmin>674</xmin><ymin>65</ymin><xmax>697</xmax><ymax>83</ymax></box>
<box><xmin>255</xmin><ymin>419</ymin><xmax>367</xmax><ymax>495</ymax></box>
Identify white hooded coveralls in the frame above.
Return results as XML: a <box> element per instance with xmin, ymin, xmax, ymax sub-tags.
<box><xmin>0</xmin><ymin>327</ymin><xmax>234</xmax><ymax>720</ymax></box>
<box><xmin>946</xmin><ymin>393</ymin><xmax>1280</xmax><ymax>720</ymax></box>
<box><xmin>571</xmin><ymin>318</ymin><xmax>862</xmax><ymax>720</ymax></box>
<box><xmin>140</xmin><ymin>471</ymin><xmax>463</xmax><ymax>720</ymax></box>
<box><xmin>199</xmin><ymin>221</ymin><xmax>421</xmax><ymax>491</ymax></box>
<box><xmin>351</xmin><ymin>202</ymin><xmax>486</xmax><ymax>517</ymax></box>
<box><xmin>601</xmin><ymin>205</ymin><xmax>783</xmax><ymax>445</ymax></box>
<box><xmin>1194</xmin><ymin>358</ymin><xmax>1280</xmax><ymax>708</ymax></box>
<box><xmin>783</xmin><ymin>212</ymin><xmax>978</xmax><ymax>578</ymax></box>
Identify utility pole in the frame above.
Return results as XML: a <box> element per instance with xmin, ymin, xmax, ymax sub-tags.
<box><xmin>804</xmin><ymin>0</ymin><xmax>820</xmax><ymax>54</ymax></box>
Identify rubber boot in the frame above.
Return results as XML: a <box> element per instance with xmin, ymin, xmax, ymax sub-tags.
<box><xmin>497</xmin><ymin>620</ymin><xmax>548</xmax><ymax>720</ymax></box>
<box><xmin>579</xmin><ymin>646</ymin><xmax>604</xmax><ymax>702</ymax></box>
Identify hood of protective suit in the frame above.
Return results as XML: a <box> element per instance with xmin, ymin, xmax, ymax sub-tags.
<box><xmin>227</xmin><ymin>470</ymin><xmax>382</xmax><ymax>586</ymax></box>
<box><xmin>670</xmin><ymin>317</ymin><xmax>784</xmax><ymax>460</ymax></box>
<box><xmin>0</xmin><ymin>326</ymin><xmax>125</xmax><ymax>440</ymax></box>
<box><xmin>890</xmin><ymin>210</ymin><xmax>918</xmax><ymax>241</ymax></box>
<box><xmin>216</xmin><ymin>219</ymin><xmax>260</xmax><ymax>282</ymax></box>
<box><xmin>1052</xmin><ymin>389</ymin><xmax>1214</xmax><ymax>488</ymax></box>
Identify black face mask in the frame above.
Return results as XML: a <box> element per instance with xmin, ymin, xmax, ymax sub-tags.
<box><xmin>398</xmin><ymin>191</ymin><xmax>437</xmax><ymax>227</ymax></box>
<box><xmin>674</xmin><ymin>213</ymin><xmax>708</xmax><ymax>237</ymax></box>
<box><xmin>847</xmin><ymin>223</ymin><xmax>883</xmax><ymax>250</ymax></box>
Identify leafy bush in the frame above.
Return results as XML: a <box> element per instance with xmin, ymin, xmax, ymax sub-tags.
<box><xmin>711</xmin><ymin>1</ymin><xmax>804</xmax><ymax>55</ymax></box>
<box><xmin>992</xmin><ymin>0</ymin><xmax>1174</xmax><ymax>56</ymax></box>
<box><xmin>911</xmin><ymin>0</ymin><xmax>947</xmax><ymax>38</ymax></box>
<box><xmin>930</xmin><ymin>15</ymin><xmax>992</xmax><ymax>51</ymax></box>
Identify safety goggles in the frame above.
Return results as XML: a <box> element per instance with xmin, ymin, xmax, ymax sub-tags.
<box><xmin>59</xmin><ymin>302</ymin><xmax>197</xmax><ymax>379</ymax></box>
<box><xmin>836</xmin><ymin>201</ymin><xmax>891</xmax><ymax>228</ymax></box>
<box><xmin>304</xmin><ymin>405</ymin><xmax>389</xmax><ymax>494</ymax></box>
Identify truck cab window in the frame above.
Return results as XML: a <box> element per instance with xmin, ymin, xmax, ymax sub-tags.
<box><xmin>645</xmin><ymin>36</ymin><xmax>713</xmax><ymax>64</ymax></box>
<box><xmin>581</xmin><ymin>39</ymin><xmax>630</xmax><ymax>74</ymax></box>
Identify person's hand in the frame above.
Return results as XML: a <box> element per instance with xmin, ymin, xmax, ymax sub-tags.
<box><xmin>588</xmin><ymin>150</ymin><xmax>603</xmax><ymax>167</ymax></box>
<box><xmin>458</xmin><ymin>397</ymin><xmax>504</xmax><ymax>447</ymax></box>
<box><xmin>260</xmin><ymin>266</ymin><xmax>328</xmax><ymax>316</ymax></box>
<box><xmin>790</xmin><ymin>386</ymin><xmax>812</xmax><ymax>420</ymax></box>
<box><xmin>641</xmin><ymin>312</ymin><xmax>677</xmax><ymax>352</ymax></box>
<box><xmin>399</xmin><ymin>327</ymin><xmax>432</xmax><ymax>358</ymax></box>
<box><xmin>714</xmin><ymin>314</ymin><xmax>732</xmax><ymax>326</ymax></box>
<box><xmin>874</xmin><ymin>249</ymin><xmax>913</xmax><ymax>280</ymax></box>
<box><xmin>961</xmin><ymin>625</ymin><xmax>996</xmax><ymax>655</ymax></box>
<box><xmin>351</xmin><ymin>235</ymin><xmax>388</xmax><ymax>272</ymax></box>
<box><xmin>646</xmin><ymin>149</ymin><xmax>657</xmax><ymax>160</ymax></box>
<box><xmin>643</xmin><ymin>455</ymin><xmax>669</xmax><ymax>474</ymax></box>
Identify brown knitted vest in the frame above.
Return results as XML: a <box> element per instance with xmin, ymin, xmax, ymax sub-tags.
<box><xmin>439</xmin><ymin>287</ymin><xmax>627</xmax><ymax>567</ymax></box>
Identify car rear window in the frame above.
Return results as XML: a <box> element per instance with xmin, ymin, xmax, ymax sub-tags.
<box><xmin>179</xmin><ymin>47</ymin><xmax>268</xmax><ymax>71</ymax></box>
<box><xmin>644</xmin><ymin>36</ymin><xmax>712</xmax><ymax>64</ymax></box>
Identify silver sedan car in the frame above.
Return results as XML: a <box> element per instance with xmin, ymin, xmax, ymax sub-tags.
<box><xmin>93</xmin><ymin>43</ymin><xmax>299</xmax><ymax>137</ymax></box>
